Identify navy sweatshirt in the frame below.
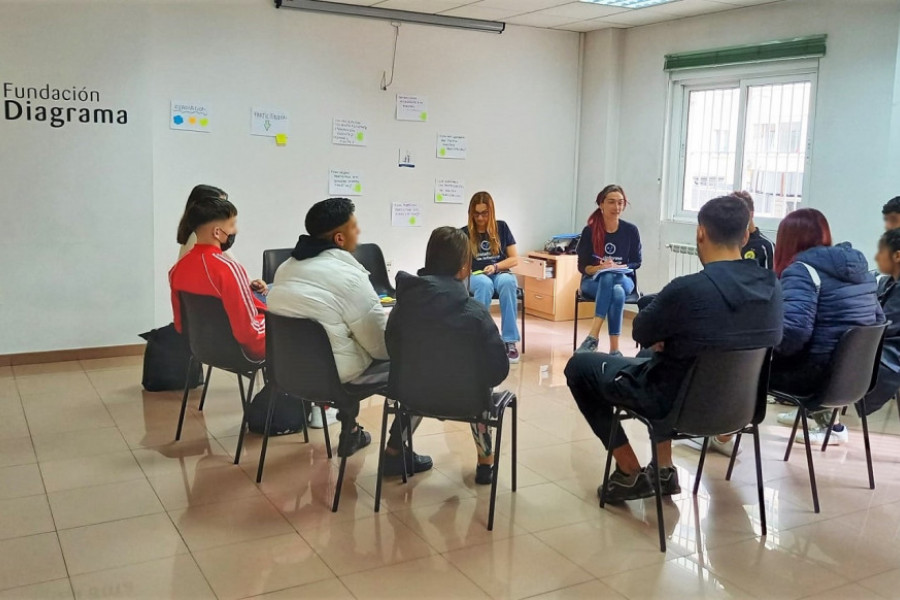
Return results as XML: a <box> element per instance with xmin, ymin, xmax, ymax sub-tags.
<box><xmin>577</xmin><ymin>221</ymin><xmax>642</xmax><ymax>276</ymax></box>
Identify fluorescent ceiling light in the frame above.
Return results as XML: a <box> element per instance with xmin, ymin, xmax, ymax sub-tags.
<box><xmin>275</xmin><ymin>0</ymin><xmax>505</xmax><ymax>34</ymax></box>
<box><xmin>579</xmin><ymin>0</ymin><xmax>679</xmax><ymax>8</ymax></box>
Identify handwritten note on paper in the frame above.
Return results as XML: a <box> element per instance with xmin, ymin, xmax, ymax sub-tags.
<box><xmin>332</xmin><ymin>119</ymin><xmax>368</xmax><ymax>146</ymax></box>
<box><xmin>435</xmin><ymin>179</ymin><xmax>465</xmax><ymax>204</ymax></box>
<box><xmin>396</xmin><ymin>95</ymin><xmax>428</xmax><ymax>122</ymax></box>
<box><xmin>250</xmin><ymin>107</ymin><xmax>289</xmax><ymax>137</ymax></box>
<box><xmin>171</xmin><ymin>100</ymin><xmax>211</xmax><ymax>133</ymax></box>
<box><xmin>329</xmin><ymin>170</ymin><xmax>363</xmax><ymax>196</ymax></box>
<box><xmin>436</xmin><ymin>134</ymin><xmax>467</xmax><ymax>159</ymax></box>
<box><xmin>391</xmin><ymin>203</ymin><xmax>422</xmax><ymax>227</ymax></box>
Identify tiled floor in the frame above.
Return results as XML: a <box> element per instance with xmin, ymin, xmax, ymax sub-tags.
<box><xmin>3</xmin><ymin>317</ymin><xmax>900</xmax><ymax>599</ymax></box>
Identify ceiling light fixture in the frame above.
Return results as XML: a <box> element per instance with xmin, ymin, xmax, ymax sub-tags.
<box><xmin>275</xmin><ymin>0</ymin><xmax>505</xmax><ymax>34</ymax></box>
<box><xmin>578</xmin><ymin>0</ymin><xmax>680</xmax><ymax>8</ymax></box>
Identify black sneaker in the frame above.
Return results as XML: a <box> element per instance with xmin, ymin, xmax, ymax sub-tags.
<box><xmin>475</xmin><ymin>464</ymin><xmax>494</xmax><ymax>485</ymax></box>
<box><xmin>383</xmin><ymin>451</ymin><xmax>434</xmax><ymax>477</ymax></box>
<box><xmin>598</xmin><ymin>468</ymin><xmax>654</xmax><ymax>503</ymax></box>
<box><xmin>337</xmin><ymin>425</ymin><xmax>371</xmax><ymax>457</ymax></box>
<box><xmin>644</xmin><ymin>464</ymin><xmax>681</xmax><ymax>496</ymax></box>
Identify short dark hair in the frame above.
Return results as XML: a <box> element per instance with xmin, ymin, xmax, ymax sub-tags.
<box><xmin>883</xmin><ymin>196</ymin><xmax>900</xmax><ymax>215</ymax></box>
<box><xmin>423</xmin><ymin>227</ymin><xmax>471</xmax><ymax>277</ymax></box>
<box><xmin>732</xmin><ymin>190</ymin><xmax>754</xmax><ymax>213</ymax></box>
<box><xmin>185</xmin><ymin>196</ymin><xmax>237</xmax><ymax>233</ymax></box>
<box><xmin>305</xmin><ymin>198</ymin><xmax>355</xmax><ymax>239</ymax></box>
<box><xmin>177</xmin><ymin>184</ymin><xmax>227</xmax><ymax>244</ymax></box>
<box><xmin>881</xmin><ymin>228</ymin><xmax>900</xmax><ymax>254</ymax></box>
<box><xmin>698</xmin><ymin>195</ymin><xmax>750</xmax><ymax>247</ymax></box>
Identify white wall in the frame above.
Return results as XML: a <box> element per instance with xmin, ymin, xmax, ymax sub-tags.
<box><xmin>579</xmin><ymin>0</ymin><xmax>900</xmax><ymax>294</ymax></box>
<box><xmin>0</xmin><ymin>0</ymin><xmax>580</xmax><ymax>353</ymax></box>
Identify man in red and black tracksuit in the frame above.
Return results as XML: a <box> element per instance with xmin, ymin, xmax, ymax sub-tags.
<box><xmin>169</xmin><ymin>194</ymin><xmax>266</xmax><ymax>361</ymax></box>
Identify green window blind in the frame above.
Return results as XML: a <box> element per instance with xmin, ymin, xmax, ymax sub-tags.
<box><xmin>664</xmin><ymin>35</ymin><xmax>826</xmax><ymax>71</ymax></box>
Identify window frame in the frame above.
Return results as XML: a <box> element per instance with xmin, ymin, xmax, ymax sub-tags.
<box><xmin>663</xmin><ymin>60</ymin><xmax>819</xmax><ymax>230</ymax></box>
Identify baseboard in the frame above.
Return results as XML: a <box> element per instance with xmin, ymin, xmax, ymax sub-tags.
<box><xmin>0</xmin><ymin>343</ymin><xmax>145</xmax><ymax>367</ymax></box>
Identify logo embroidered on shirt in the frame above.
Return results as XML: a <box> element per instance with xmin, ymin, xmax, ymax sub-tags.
<box><xmin>744</xmin><ymin>249</ymin><xmax>757</xmax><ymax>260</ymax></box>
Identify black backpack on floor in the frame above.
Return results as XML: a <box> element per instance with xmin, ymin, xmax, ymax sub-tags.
<box><xmin>247</xmin><ymin>385</ymin><xmax>307</xmax><ymax>436</ymax></box>
<box><xmin>139</xmin><ymin>324</ymin><xmax>204</xmax><ymax>392</ymax></box>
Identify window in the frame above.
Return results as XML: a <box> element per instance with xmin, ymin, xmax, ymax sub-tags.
<box><xmin>668</xmin><ymin>67</ymin><xmax>816</xmax><ymax>222</ymax></box>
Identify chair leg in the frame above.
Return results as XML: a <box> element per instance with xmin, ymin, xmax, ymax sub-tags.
<box><xmin>398</xmin><ymin>411</ymin><xmax>409</xmax><ymax>485</ymax></box>
<box><xmin>332</xmin><ymin>457</ymin><xmax>347</xmax><ymax>513</ymax></box>
<box><xmin>520</xmin><ymin>298</ymin><xmax>526</xmax><ymax>354</ymax></box>
<box><xmin>320</xmin><ymin>405</ymin><xmax>333</xmax><ymax>459</ymax></box>
<box><xmin>234</xmin><ymin>371</ymin><xmax>257</xmax><ymax>465</ymax></box>
<box><xmin>821</xmin><ymin>409</ymin><xmax>839</xmax><ymax>452</ymax></box>
<box><xmin>800</xmin><ymin>411</ymin><xmax>820</xmax><ymax>513</ymax></box>
<box><xmin>406</xmin><ymin>413</ymin><xmax>415</xmax><ymax>478</ymax></box>
<box><xmin>175</xmin><ymin>356</ymin><xmax>194</xmax><ymax>441</ymax></box>
<box><xmin>842</xmin><ymin>405</ymin><xmax>849</xmax><ymax>416</ymax></box>
<box><xmin>198</xmin><ymin>365</ymin><xmax>213</xmax><ymax>411</ymax></box>
<box><xmin>488</xmin><ymin>414</ymin><xmax>505</xmax><ymax>531</ymax></box>
<box><xmin>598</xmin><ymin>414</ymin><xmax>620</xmax><ymax>509</ymax></box>
<box><xmin>752</xmin><ymin>425</ymin><xmax>767</xmax><ymax>536</ymax></box>
<box><xmin>299</xmin><ymin>401</ymin><xmax>310</xmax><ymax>444</ymax></box>
<box><xmin>784</xmin><ymin>407</ymin><xmax>802</xmax><ymax>462</ymax></box>
<box><xmin>572</xmin><ymin>296</ymin><xmax>579</xmax><ymax>351</ymax></box>
<box><xmin>650</xmin><ymin>437</ymin><xmax>666</xmax><ymax>553</ymax></box>
<box><xmin>256</xmin><ymin>378</ymin><xmax>277</xmax><ymax>483</ymax></box>
<box><xmin>860</xmin><ymin>398</ymin><xmax>875</xmax><ymax>490</ymax></box>
<box><xmin>374</xmin><ymin>400</ymin><xmax>392</xmax><ymax>513</ymax></box>
<box><xmin>511</xmin><ymin>397</ymin><xmax>518</xmax><ymax>492</ymax></box>
<box><xmin>725</xmin><ymin>433</ymin><xmax>743</xmax><ymax>481</ymax></box>
<box><xmin>692</xmin><ymin>437</ymin><xmax>710</xmax><ymax>496</ymax></box>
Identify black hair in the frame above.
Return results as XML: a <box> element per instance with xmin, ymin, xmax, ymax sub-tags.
<box><xmin>698</xmin><ymin>195</ymin><xmax>750</xmax><ymax>247</ymax></box>
<box><xmin>883</xmin><ymin>196</ymin><xmax>900</xmax><ymax>216</ymax></box>
<box><xmin>880</xmin><ymin>228</ymin><xmax>900</xmax><ymax>254</ymax></box>
<box><xmin>185</xmin><ymin>196</ymin><xmax>237</xmax><ymax>234</ymax></box>
<box><xmin>305</xmin><ymin>198</ymin><xmax>355</xmax><ymax>239</ymax></box>
<box><xmin>177</xmin><ymin>184</ymin><xmax>227</xmax><ymax>244</ymax></box>
<box><xmin>423</xmin><ymin>226</ymin><xmax>471</xmax><ymax>277</ymax></box>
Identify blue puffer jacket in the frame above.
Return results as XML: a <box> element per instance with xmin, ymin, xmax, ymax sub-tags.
<box><xmin>779</xmin><ymin>242</ymin><xmax>884</xmax><ymax>360</ymax></box>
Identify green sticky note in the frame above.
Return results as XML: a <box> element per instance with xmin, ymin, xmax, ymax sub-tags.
<box><xmin>356</xmin><ymin>131</ymin><xmax>365</xmax><ymax>141</ymax></box>
<box><xmin>409</xmin><ymin>216</ymin><xmax>417</xmax><ymax>225</ymax></box>
<box><xmin>420</xmin><ymin>111</ymin><xmax>428</xmax><ymax>121</ymax></box>
<box><xmin>199</xmin><ymin>118</ymin><xmax>209</xmax><ymax>127</ymax></box>
<box><xmin>353</xmin><ymin>183</ymin><xmax>362</xmax><ymax>193</ymax></box>
<box><xmin>439</xmin><ymin>148</ymin><xmax>446</xmax><ymax>157</ymax></box>
<box><xmin>436</xmin><ymin>194</ymin><xmax>443</xmax><ymax>202</ymax></box>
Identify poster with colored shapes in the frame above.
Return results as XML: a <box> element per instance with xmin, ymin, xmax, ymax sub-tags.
<box><xmin>437</xmin><ymin>134</ymin><xmax>467</xmax><ymax>159</ymax></box>
<box><xmin>392</xmin><ymin>202</ymin><xmax>422</xmax><ymax>227</ymax></box>
<box><xmin>333</xmin><ymin>119</ymin><xmax>368</xmax><ymax>146</ymax></box>
<box><xmin>329</xmin><ymin>170</ymin><xmax>363</xmax><ymax>196</ymax></box>
<box><xmin>251</xmin><ymin>107</ymin><xmax>289</xmax><ymax>137</ymax></box>
<box><xmin>171</xmin><ymin>101</ymin><xmax>211</xmax><ymax>132</ymax></box>
<box><xmin>435</xmin><ymin>179</ymin><xmax>465</xmax><ymax>204</ymax></box>
<box><xmin>396</xmin><ymin>94</ymin><xmax>428</xmax><ymax>122</ymax></box>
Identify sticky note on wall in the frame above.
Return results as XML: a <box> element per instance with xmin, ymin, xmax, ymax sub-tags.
<box><xmin>275</xmin><ymin>134</ymin><xmax>288</xmax><ymax>146</ymax></box>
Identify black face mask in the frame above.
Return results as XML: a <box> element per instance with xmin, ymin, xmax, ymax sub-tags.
<box><xmin>219</xmin><ymin>231</ymin><xmax>236</xmax><ymax>252</ymax></box>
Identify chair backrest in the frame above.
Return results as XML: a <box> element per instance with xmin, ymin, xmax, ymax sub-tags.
<box><xmin>352</xmin><ymin>243</ymin><xmax>395</xmax><ymax>296</ymax></box>
<box><xmin>180</xmin><ymin>292</ymin><xmax>260</xmax><ymax>372</ymax></box>
<box><xmin>262</xmin><ymin>248</ymin><xmax>293</xmax><ymax>285</ymax></box>
<box><xmin>663</xmin><ymin>347</ymin><xmax>772</xmax><ymax>437</ymax></box>
<box><xmin>816</xmin><ymin>323</ymin><xmax>887</xmax><ymax>408</ymax></box>
<box><xmin>265</xmin><ymin>312</ymin><xmax>346</xmax><ymax>404</ymax></box>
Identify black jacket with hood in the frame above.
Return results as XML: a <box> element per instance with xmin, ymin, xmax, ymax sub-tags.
<box><xmin>625</xmin><ymin>259</ymin><xmax>784</xmax><ymax>408</ymax></box>
<box><xmin>385</xmin><ymin>271</ymin><xmax>509</xmax><ymax>418</ymax></box>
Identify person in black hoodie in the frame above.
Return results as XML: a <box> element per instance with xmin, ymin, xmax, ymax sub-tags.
<box><xmin>386</xmin><ymin>226</ymin><xmax>511</xmax><ymax>484</ymax></box>
<box><xmin>565</xmin><ymin>196</ymin><xmax>783</xmax><ymax>503</ymax></box>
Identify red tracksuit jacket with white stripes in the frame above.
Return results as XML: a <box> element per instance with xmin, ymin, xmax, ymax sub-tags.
<box><xmin>169</xmin><ymin>244</ymin><xmax>266</xmax><ymax>360</ymax></box>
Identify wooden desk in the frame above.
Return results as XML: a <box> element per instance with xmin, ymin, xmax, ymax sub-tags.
<box><xmin>514</xmin><ymin>252</ymin><xmax>594</xmax><ymax>322</ymax></box>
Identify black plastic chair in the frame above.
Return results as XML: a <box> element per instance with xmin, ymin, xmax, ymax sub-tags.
<box><xmin>771</xmin><ymin>324</ymin><xmax>887</xmax><ymax>513</ymax></box>
<box><xmin>262</xmin><ymin>248</ymin><xmax>293</xmax><ymax>285</ymax></box>
<box><xmin>352</xmin><ymin>243</ymin><xmax>396</xmax><ymax>299</ymax></box>
<box><xmin>175</xmin><ymin>293</ymin><xmax>265</xmax><ymax>465</ymax></box>
<box><xmin>262</xmin><ymin>313</ymin><xmax>387</xmax><ymax>511</ymax></box>
<box><xmin>573</xmin><ymin>272</ymin><xmax>642</xmax><ymax>350</ymax></box>
<box><xmin>599</xmin><ymin>347</ymin><xmax>772</xmax><ymax>552</ymax></box>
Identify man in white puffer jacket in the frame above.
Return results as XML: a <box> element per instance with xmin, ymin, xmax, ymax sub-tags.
<box><xmin>267</xmin><ymin>198</ymin><xmax>432</xmax><ymax>475</ymax></box>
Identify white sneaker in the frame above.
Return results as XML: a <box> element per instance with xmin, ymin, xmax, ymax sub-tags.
<box><xmin>308</xmin><ymin>405</ymin><xmax>338</xmax><ymax>429</ymax></box>
<box><xmin>683</xmin><ymin>436</ymin><xmax>742</xmax><ymax>456</ymax></box>
<box><xmin>795</xmin><ymin>426</ymin><xmax>849</xmax><ymax>446</ymax></box>
<box><xmin>777</xmin><ymin>410</ymin><xmax>798</xmax><ymax>426</ymax></box>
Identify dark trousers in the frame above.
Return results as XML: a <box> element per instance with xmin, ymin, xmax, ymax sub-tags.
<box><xmin>341</xmin><ymin>360</ymin><xmax>421</xmax><ymax>449</ymax></box>
<box><xmin>859</xmin><ymin>364</ymin><xmax>900</xmax><ymax>417</ymax></box>
<box><xmin>565</xmin><ymin>351</ymin><xmax>666</xmax><ymax>450</ymax></box>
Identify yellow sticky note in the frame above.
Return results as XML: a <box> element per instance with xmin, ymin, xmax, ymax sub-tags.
<box><xmin>275</xmin><ymin>134</ymin><xmax>287</xmax><ymax>146</ymax></box>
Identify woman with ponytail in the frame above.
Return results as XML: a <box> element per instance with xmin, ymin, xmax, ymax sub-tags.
<box><xmin>575</xmin><ymin>185</ymin><xmax>642</xmax><ymax>355</ymax></box>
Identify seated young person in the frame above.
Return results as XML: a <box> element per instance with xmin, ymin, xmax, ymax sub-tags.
<box><xmin>386</xmin><ymin>227</ymin><xmax>511</xmax><ymax>484</ymax></box>
<box><xmin>734</xmin><ymin>190</ymin><xmax>774</xmax><ymax>270</ymax></box>
<box><xmin>771</xmin><ymin>209</ymin><xmax>884</xmax><ymax>444</ymax></box>
<box><xmin>883</xmin><ymin>196</ymin><xmax>900</xmax><ymax>230</ymax></box>
<box><xmin>266</xmin><ymin>198</ymin><xmax>431</xmax><ymax>473</ymax></box>
<box><xmin>169</xmin><ymin>194</ymin><xmax>266</xmax><ymax>361</ymax></box>
<box><xmin>565</xmin><ymin>196</ymin><xmax>783</xmax><ymax>503</ymax></box>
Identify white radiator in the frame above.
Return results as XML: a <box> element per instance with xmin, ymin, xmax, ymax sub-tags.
<box><xmin>666</xmin><ymin>243</ymin><xmax>702</xmax><ymax>279</ymax></box>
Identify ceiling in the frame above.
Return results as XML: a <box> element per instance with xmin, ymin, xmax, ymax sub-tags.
<box><xmin>321</xmin><ymin>0</ymin><xmax>787</xmax><ymax>32</ymax></box>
